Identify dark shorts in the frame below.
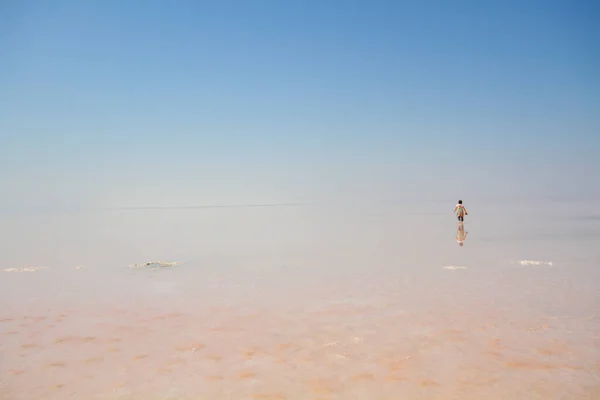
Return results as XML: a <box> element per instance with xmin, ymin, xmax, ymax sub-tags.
<box><xmin>458</xmin><ymin>216</ymin><xmax>464</xmax><ymax>221</ymax></box>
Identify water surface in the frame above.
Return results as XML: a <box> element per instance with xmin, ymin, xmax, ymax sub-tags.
<box><xmin>1</xmin><ymin>201</ymin><xmax>599</xmax><ymax>399</ymax></box>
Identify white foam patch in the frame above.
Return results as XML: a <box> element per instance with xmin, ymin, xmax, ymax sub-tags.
<box><xmin>517</xmin><ymin>260</ymin><xmax>553</xmax><ymax>267</ymax></box>
<box><xmin>443</xmin><ymin>266</ymin><xmax>468</xmax><ymax>270</ymax></box>
<box><xmin>3</xmin><ymin>266</ymin><xmax>49</xmax><ymax>273</ymax></box>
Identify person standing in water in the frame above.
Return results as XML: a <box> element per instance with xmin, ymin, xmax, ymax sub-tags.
<box><xmin>453</xmin><ymin>200</ymin><xmax>468</xmax><ymax>222</ymax></box>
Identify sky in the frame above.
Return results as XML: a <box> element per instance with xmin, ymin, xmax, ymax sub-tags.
<box><xmin>1</xmin><ymin>0</ymin><xmax>599</xmax><ymax>212</ymax></box>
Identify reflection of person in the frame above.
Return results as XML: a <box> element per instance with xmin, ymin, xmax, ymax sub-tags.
<box><xmin>453</xmin><ymin>200</ymin><xmax>468</xmax><ymax>222</ymax></box>
<box><xmin>456</xmin><ymin>223</ymin><xmax>468</xmax><ymax>247</ymax></box>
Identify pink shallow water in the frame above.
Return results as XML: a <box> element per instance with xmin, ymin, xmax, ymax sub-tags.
<box><xmin>1</xmin><ymin>203</ymin><xmax>600</xmax><ymax>399</ymax></box>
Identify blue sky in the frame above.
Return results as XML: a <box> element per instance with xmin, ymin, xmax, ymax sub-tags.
<box><xmin>1</xmin><ymin>0</ymin><xmax>599</xmax><ymax>210</ymax></box>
